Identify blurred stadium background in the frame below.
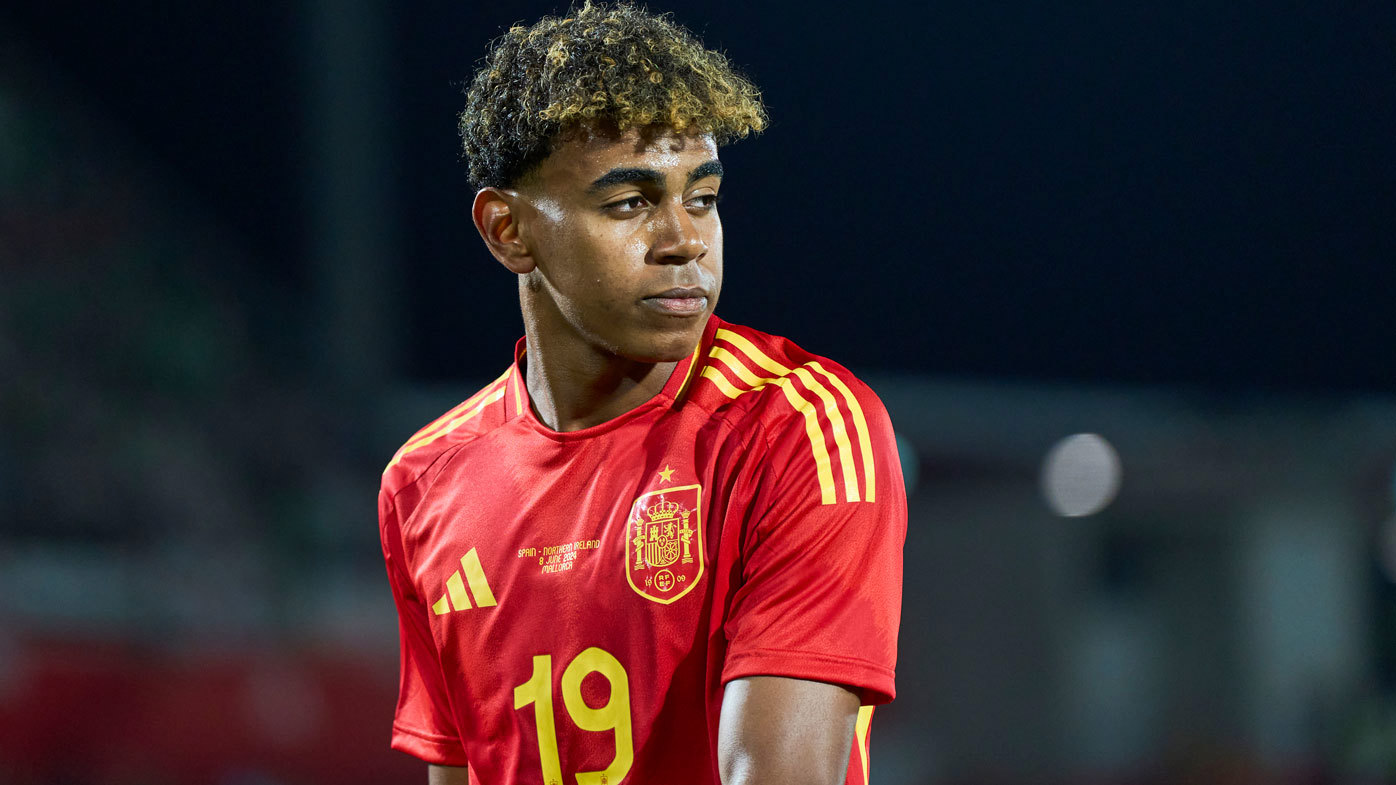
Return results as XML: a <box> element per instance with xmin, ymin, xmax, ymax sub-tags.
<box><xmin>2</xmin><ymin>1</ymin><xmax>1394</xmax><ymax>783</ymax></box>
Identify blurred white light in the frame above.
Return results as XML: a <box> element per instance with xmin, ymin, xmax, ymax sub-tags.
<box><xmin>1041</xmin><ymin>433</ymin><xmax>1122</xmax><ymax>517</ymax></box>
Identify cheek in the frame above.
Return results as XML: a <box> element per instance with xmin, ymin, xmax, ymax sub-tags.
<box><xmin>561</xmin><ymin>232</ymin><xmax>647</xmax><ymax>309</ymax></box>
<box><xmin>626</xmin><ymin>235</ymin><xmax>649</xmax><ymax>265</ymax></box>
<box><xmin>528</xmin><ymin>217</ymin><xmax>576</xmax><ymax>269</ymax></box>
<box><xmin>704</xmin><ymin>222</ymin><xmax>723</xmax><ymax>275</ymax></box>
<box><xmin>534</xmin><ymin>217</ymin><xmax>647</xmax><ymax>298</ymax></box>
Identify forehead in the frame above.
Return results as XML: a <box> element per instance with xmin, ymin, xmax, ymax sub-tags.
<box><xmin>529</xmin><ymin>126</ymin><xmax>720</xmax><ymax>190</ymax></box>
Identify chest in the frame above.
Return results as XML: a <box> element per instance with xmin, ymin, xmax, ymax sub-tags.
<box><xmin>401</xmin><ymin>418</ymin><xmax>754</xmax><ymax>662</ymax></box>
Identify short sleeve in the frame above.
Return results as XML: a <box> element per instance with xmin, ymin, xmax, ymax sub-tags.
<box><xmin>380</xmin><ymin>488</ymin><xmax>471</xmax><ymax>765</ymax></box>
<box><xmin>721</xmin><ymin>382</ymin><xmax>907</xmax><ymax>705</ymax></box>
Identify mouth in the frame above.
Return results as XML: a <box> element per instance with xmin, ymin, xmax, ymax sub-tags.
<box><xmin>642</xmin><ymin>287</ymin><xmax>709</xmax><ymax>316</ymax></box>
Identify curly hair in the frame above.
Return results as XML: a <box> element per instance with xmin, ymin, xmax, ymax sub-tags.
<box><xmin>459</xmin><ymin>2</ymin><xmax>768</xmax><ymax>188</ymax></box>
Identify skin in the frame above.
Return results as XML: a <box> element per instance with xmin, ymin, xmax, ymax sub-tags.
<box><xmin>473</xmin><ymin>125</ymin><xmax>725</xmax><ymax>432</ymax></box>
<box><xmin>718</xmin><ymin>677</ymin><xmax>861</xmax><ymax>785</ymax></box>
<box><xmin>451</xmin><ymin>125</ymin><xmax>861</xmax><ymax>783</ymax></box>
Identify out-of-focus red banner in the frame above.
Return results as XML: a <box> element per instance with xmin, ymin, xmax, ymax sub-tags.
<box><xmin>0</xmin><ymin>636</ymin><xmax>421</xmax><ymax>785</ymax></box>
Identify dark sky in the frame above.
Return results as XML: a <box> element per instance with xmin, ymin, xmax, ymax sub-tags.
<box><xmin>7</xmin><ymin>1</ymin><xmax>1395</xmax><ymax>392</ymax></box>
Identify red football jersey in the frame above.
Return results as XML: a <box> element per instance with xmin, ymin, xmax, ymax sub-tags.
<box><xmin>379</xmin><ymin>315</ymin><xmax>905</xmax><ymax>785</ymax></box>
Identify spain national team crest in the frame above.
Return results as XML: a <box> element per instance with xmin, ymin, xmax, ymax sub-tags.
<box><xmin>625</xmin><ymin>483</ymin><xmax>704</xmax><ymax>604</ymax></box>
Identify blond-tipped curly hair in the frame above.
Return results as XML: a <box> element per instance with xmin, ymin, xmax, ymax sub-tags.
<box><xmin>460</xmin><ymin>2</ymin><xmax>767</xmax><ymax>188</ymax></box>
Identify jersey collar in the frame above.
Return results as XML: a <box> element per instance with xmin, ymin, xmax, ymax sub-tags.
<box><xmin>510</xmin><ymin>314</ymin><xmax>719</xmax><ymax>438</ymax></box>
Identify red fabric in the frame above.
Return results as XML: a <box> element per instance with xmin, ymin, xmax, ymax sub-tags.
<box><xmin>380</xmin><ymin>315</ymin><xmax>906</xmax><ymax>784</ymax></box>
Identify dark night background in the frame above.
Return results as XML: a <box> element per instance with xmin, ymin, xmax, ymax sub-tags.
<box><xmin>4</xmin><ymin>2</ymin><xmax>1396</xmax><ymax>784</ymax></box>
<box><xmin>6</xmin><ymin>0</ymin><xmax>1393</xmax><ymax>391</ymax></box>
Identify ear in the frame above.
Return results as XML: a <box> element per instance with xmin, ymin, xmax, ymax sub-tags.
<box><xmin>472</xmin><ymin>188</ymin><xmax>535</xmax><ymax>274</ymax></box>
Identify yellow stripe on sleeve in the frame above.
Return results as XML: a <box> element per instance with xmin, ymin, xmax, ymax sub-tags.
<box><xmin>790</xmin><ymin>366</ymin><xmax>860</xmax><ymax>503</ymax></box>
<box><xmin>387</xmin><ymin>383</ymin><xmax>508</xmax><ymax>469</ymax></box>
<box><xmin>708</xmin><ymin>345</ymin><xmax>764</xmax><ymax>386</ymax></box>
<box><xmin>714</xmin><ymin>329</ymin><xmax>788</xmax><ymax>376</ymax></box>
<box><xmin>393</xmin><ymin>368</ymin><xmax>510</xmax><ymax>456</ymax></box>
<box><xmin>403</xmin><ymin>389</ymin><xmax>486</xmax><ymax>450</ymax></box>
<box><xmin>711</xmin><ymin>346</ymin><xmax>856</xmax><ymax>503</ymax></box>
<box><xmin>426</xmin><ymin>368</ymin><xmax>510</xmax><ymax>436</ymax></box>
<box><xmin>715</xmin><ymin>331</ymin><xmax>876</xmax><ymax>504</ymax></box>
<box><xmin>809</xmin><ymin>361</ymin><xmax>876</xmax><ymax>503</ymax></box>
<box><xmin>854</xmin><ymin>705</ymin><xmax>874</xmax><ymax>785</ymax></box>
<box><xmin>699</xmin><ymin>365</ymin><xmax>745</xmax><ymax>399</ymax></box>
<box><xmin>771</xmin><ymin>377</ymin><xmax>837</xmax><ymax>505</ymax></box>
<box><xmin>709</xmin><ymin>345</ymin><xmax>837</xmax><ymax>502</ymax></box>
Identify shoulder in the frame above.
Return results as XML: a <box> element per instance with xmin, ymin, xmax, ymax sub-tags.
<box><xmin>686</xmin><ymin>318</ymin><xmax>895</xmax><ymax>506</ymax></box>
<box><xmin>687</xmin><ymin>317</ymin><xmax>886</xmax><ymax>425</ymax></box>
<box><xmin>380</xmin><ymin>365</ymin><xmax>522</xmax><ymax>502</ymax></box>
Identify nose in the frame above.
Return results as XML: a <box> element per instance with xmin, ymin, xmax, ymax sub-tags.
<box><xmin>650</xmin><ymin>200</ymin><xmax>708</xmax><ymax>265</ymax></box>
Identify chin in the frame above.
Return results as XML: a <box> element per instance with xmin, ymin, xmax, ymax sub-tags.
<box><xmin>620</xmin><ymin>323</ymin><xmax>705</xmax><ymax>364</ymax></box>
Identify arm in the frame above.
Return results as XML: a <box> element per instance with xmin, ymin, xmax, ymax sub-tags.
<box><xmin>718</xmin><ymin>676</ymin><xmax>861</xmax><ymax>785</ymax></box>
<box><xmin>428</xmin><ymin>765</ymin><xmax>468</xmax><ymax>785</ymax></box>
<box><xmin>717</xmin><ymin>375</ymin><xmax>904</xmax><ymax>784</ymax></box>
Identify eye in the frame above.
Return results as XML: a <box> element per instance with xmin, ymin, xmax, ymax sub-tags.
<box><xmin>686</xmin><ymin>192</ymin><xmax>721</xmax><ymax>212</ymax></box>
<box><xmin>604</xmin><ymin>195</ymin><xmax>649</xmax><ymax>214</ymax></box>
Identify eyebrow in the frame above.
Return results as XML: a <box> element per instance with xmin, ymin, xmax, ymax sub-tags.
<box><xmin>586</xmin><ymin>159</ymin><xmax>725</xmax><ymax>194</ymax></box>
<box><xmin>687</xmin><ymin>159</ymin><xmax>724</xmax><ymax>185</ymax></box>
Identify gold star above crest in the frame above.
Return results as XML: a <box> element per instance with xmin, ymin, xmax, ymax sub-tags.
<box><xmin>658</xmin><ymin>465</ymin><xmax>675</xmax><ymax>483</ymax></box>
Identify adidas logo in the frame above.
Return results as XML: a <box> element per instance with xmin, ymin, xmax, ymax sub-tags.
<box><xmin>432</xmin><ymin>548</ymin><xmax>497</xmax><ymax>614</ymax></box>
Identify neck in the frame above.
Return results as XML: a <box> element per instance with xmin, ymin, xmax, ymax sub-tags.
<box><xmin>521</xmin><ymin>327</ymin><xmax>678</xmax><ymax>433</ymax></box>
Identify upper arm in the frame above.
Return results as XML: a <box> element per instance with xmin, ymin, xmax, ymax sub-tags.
<box><xmin>428</xmin><ymin>764</ymin><xmax>468</xmax><ymax>785</ymax></box>
<box><xmin>720</xmin><ymin>381</ymin><xmax>907</xmax><ymax>704</ymax></box>
<box><xmin>718</xmin><ymin>675</ymin><xmax>861</xmax><ymax>785</ymax></box>
<box><xmin>715</xmin><ymin>371</ymin><xmax>902</xmax><ymax>784</ymax></box>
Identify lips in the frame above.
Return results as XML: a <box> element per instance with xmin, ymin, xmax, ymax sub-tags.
<box><xmin>643</xmin><ymin>287</ymin><xmax>709</xmax><ymax>316</ymax></box>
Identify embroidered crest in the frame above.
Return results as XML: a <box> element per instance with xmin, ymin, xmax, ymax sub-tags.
<box><xmin>625</xmin><ymin>483</ymin><xmax>703</xmax><ymax>604</ymax></box>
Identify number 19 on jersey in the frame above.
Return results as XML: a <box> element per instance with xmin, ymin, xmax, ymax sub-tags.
<box><xmin>514</xmin><ymin>647</ymin><xmax>634</xmax><ymax>785</ymax></box>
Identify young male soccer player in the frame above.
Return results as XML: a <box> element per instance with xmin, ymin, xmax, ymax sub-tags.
<box><xmin>378</xmin><ymin>4</ymin><xmax>906</xmax><ymax>783</ymax></box>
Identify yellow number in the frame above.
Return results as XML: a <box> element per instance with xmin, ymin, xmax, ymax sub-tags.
<box><xmin>515</xmin><ymin>647</ymin><xmax>634</xmax><ymax>785</ymax></box>
<box><xmin>561</xmin><ymin>648</ymin><xmax>633</xmax><ymax>785</ymax></box>
<box><xmin>513</xmin><ymin>654</ymin><xmax>563</xmax><ymax>785</ymax></box>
